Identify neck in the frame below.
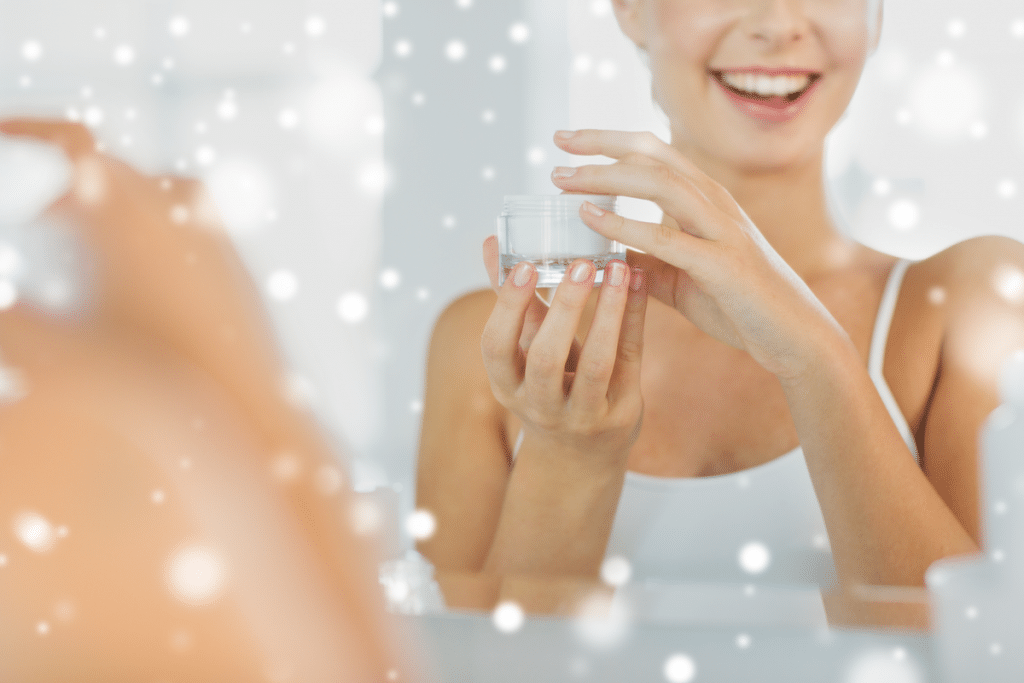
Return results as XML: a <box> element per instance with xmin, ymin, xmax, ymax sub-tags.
<box><xmin>677</xmin><ymin>144</ymin><xmax>858</xmax><ymax>280</ymax></box>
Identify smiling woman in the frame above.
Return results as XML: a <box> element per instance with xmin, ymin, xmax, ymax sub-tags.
<box><xmin>414</xmin><ymin>0</ymin><xmax>1024</xmax><ymax>617</ymax></box>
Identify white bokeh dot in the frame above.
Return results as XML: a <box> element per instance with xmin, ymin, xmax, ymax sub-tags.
<box><xmin>481</xmin><ymin>166</ymin><xmax>496</xmax><ymax>181</ymax></box>
<box><xmin>380</xmin><ymin>268</ymin><xmax>402</xmax><ymax>289</ymax></box>
<box><xmin>946</xmin><ymin>19</ymin><xmax>965</xmax><ymax>38</ymax></box>
<box><xmin>482</xmin><ymin>109</ymin><xmax>496</xmax><ymax>123</ymax></box>
<box><xmin>872</xmin><ymin>178</ymin><xmax>891</xmax><ymax>196</ymax></box>
<box><xmin>508</xmin><ymin>22</ymin><xmax>530</xmax><ymax>43</ymax></box>
<box><xmin>992</xmin><ymin>264</ymin><xmax>1024</xmax><ymax>305</ymax></box>
<box><xmin>574</xmin><ymin>54</ymin><xmax>593</xmax><ymax>74</ymax></box>
<box><xmin>84</xmin><ymin>105</ymin><xmax>104</xmax><ymax>127</ymax></box>
<box><xmin>279</xmin><ymin>108</ymin><xmax>299</xmax><ymax>129</ymax></box>
<box><xmin>305</xmin><ymin>16</ymin><xmax>326</xmax><ymax>37</ymax></box>
<box><xmin>36</xmin><ymin>621</ymin><xmax>50</xmax><ymax>636</ymax></box>
<box><xmin>267</xmin><ymin>269</ymin><xmax>299</xmax><ymax>301</ymax></box>
<box><xmin>169</xmin><ymin>16</ymin><xmax>190</xmax><ymax>37</ymax></box>
<box><xmin>489</xmin><ymin>54</ymin><xmax>507</xmax><ymax>72</ymax></box>
<box><xmin>1013</xmin><ymin>19</ymin><xmax>1024</xmax><ymax>38</ymax></box>
<box><xmin>194</xmin><ymin>145</ymin><xmax>216</xmax><ymax>166</ymax></box>
<box><xmin>493</xmin><ymin>600</ymin><xmax>525</xmax><ymax>633</ymax></box>
<box><xmin>970</xmin><ymin>121</ymin><xmax>987</xmax><ymax>139</ymax></box>
<box><xmin>21</xmin><ymin>40</ymin><xmax>42</xmax><ymax>62</ymax></box>
<box><xmin>991</xmin><ymin>642</ymin><xmax>1003</xmax><ymax>656</ymax></box>
<box><xmin>14</xmin><ymin>511</ymin><xmax>56</xmax><ymax>552</ymax></box>
<box><xmin>445</xmin><ymin>40</ymin><xmax>466</xmax><ymax>62</ymax></box>
<box><xmin>412</xmin><ymin>91</ymin><xmax>425</xmax><ymax>106</ymax></box>
<box><xmin>337</xmin><ymin>292</ymin><xmax>369</xmax><ymax>323</ymax></box>
<box><xmin>887</xmin><ymin>199</ymin><xmax>919</xmax><ymax>231</ymax></box>
<box><xmin>218</xmin><ymin>98</ymin><xmax>238</xmax><ymax>120</ymax></box>
<box><xmin>527</xmin><ymin>146</ymin><xmax>546</xmax><ymax>165</ymax></box>
<box><xmin>457</xmin><ymin>0</ymin><xmax>473</xmax><ymax>7</ymax></box>
<box><xmin>350</xmin><ymin>498</ymin><xmax>382</xmax><ymax>535</ymax></box>
<box><xmin>590</xmin><ymin>0</ymin><xmax>612</xmax><ymax>17</ymax></box>
<box><xmin>997</xmin><ymin>179</ymin><xmax>1017</xmax><ymax>198</ymax></box>
<box><xmin>166</xmin><ymin>545</ymin><xmax>227</xmax><ymax>606</ymax></box>
<box><xmin>113</xmin><ymin>44</ymin><xmax>135</xmax><ymax>66</ymax></box>
<box><xmin>395</xmin><ymin>40</ymin><xmax>412</xmax><ymax>57</ymax></box>
<box><xmin>0</xmin><ymin>280</ymin><xmax>18</xmax><ymax>310</ymax></box>
<box><xmin>736</xmin><ymin>633</ymin><xmax>752</xmax><ymax>649</ymax></box>
<box><xmin>965</xmin><ymin>605</ymin><xmax>979</xmax><ymax>620</ymax></box>
<box><xmin>441</xmin><ymin>214</ymin><xmax>457</xmax><ymax>229</ymax></box>
<box><xmin>0</xmin><ymin>554</ymin><xmax>8</xmax><ymax>567</ymax></box>
<box><xmin>738</xmin><ymin>541</ymin><xmax>771</xmax><ymax>574</ymax></box>
<box><xmin>405</xmin><ymin>509</ymin><xmax>437</xmax><ymax>540</ymax></box>
<box><xmin>410</xmin><ymin>399</ymin><xmax>423</xmax><ymax>413</ymax></box>
<box><xmin>663</xmin><ymin>654</ymin><xmax>696</xmax><ymax>683</ymax></box>
<box><xmin>600</xmin><ymin>555</ymin><xmax>632</xmax><ymax>586</ymax></box>
<box><xmin>415</xmin><ymin>287</ymin><xmax>429</xmax><ymax>301</ymax></box>
<box><xmin>927</xmin><ymin>286</ymin><xmax>946</xmax><ymax>306</ymax></box>
<box><xmin>383</xmin><ymin>2</ymin><xmax>399</xmax><ymax>18</ymax></box>
<box><xmin>151</xmin><ymin>489</ymin><xmax>166</xmax><ymax>504</ymax></box>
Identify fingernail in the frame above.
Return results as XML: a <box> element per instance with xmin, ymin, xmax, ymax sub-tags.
<box><xmin>551</xmin><ymin>166</ymin><xmax>576</xmax><ymax>179</ymax></box>
<box><xmin>630</xmin><ymin>269</ymin><xmax>644</xmax><ymax>292</ymax></box>
<box><xmin>554</xmin><ymin>130</ymin><xmax>577</xmax><ymax>140</ymax></box>
<box><xmin>513</xmin><ymin>261</ymin><xmax>534</xmax><ymax>287</ymax></box>
<box><xmin>581</xmin><ymin>201</ymin><xmax>605</xmax><ymax>217</ymax></box>
<box><xmin>569</xmin><ymin>261</ymin><xmax>592</xmax><ymax>283</ymax></box>
<box><xmin>607</xmin><ymin>261</ymin><xmax>626</xmax><ymax>287</ymax></box>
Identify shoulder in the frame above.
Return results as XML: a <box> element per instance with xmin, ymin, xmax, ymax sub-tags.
<box><xmin>910</xmin><ymin>236</ymin><xmax>1024</xmax><ymax>342</ymax></box>
<box><xmin>423</xmin><ymin>287</ymin><xmax>502</xmax><ymax>407</ymax></box>
<box><xmin>427</xmin><ymin>288</ymin><xmax>497</xmax><ymax>360</ymax></box>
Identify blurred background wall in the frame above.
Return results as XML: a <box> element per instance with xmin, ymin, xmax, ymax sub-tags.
<box><xmin>1</xmin><ymin>0</ymin><xmax>1023</xmax><ymax>514</ymax></box>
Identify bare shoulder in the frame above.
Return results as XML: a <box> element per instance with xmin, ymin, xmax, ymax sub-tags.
<box><xmin>430</xmin><ymin>288</ymin><xmax>498</xmax><ymax>345</ymax></box>
<box><xmin>910</xmin><ymin>235</ymin><xmax>1024</xmax><ymax>303</ymax></box>
<box><xmin>425</xmin><ymin>288</ymin><xmax>500</xmax><ymax>400</ymax></box>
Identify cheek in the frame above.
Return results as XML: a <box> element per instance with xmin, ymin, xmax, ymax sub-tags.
<box><xmin>650</xmin><ymin>0</ymin><xmax>737</xmax><ymax>66</ymax></box>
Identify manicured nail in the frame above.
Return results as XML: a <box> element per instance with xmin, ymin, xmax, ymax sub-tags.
<box><xmin>554</xmin><ymin>130</ymin><xmax>577</xmax><ymax>140</ymax></box>
<box><xmin>607</xmin><ymin>261</ymin><xmax>626</xmax><ymax>287</ymax></box>
<box><xmin>551</xmin><ymin>166</ymin><xmax>576</xmax><ymax>179</ymax></box>
<box><xmin>569</xmin><ymin>261</ymin><xmax>592</xmax><ymax>283</ymax></box>
<box><xmin>581</xmin><ymin>201</ymin><xmax>605</xmax><ymax>217</ymax></box>
<box><xmin>629</xmin><ymin>269</ymin><xmax>644</xmax><ymax>292</ymax></box>
<box><xmin>513</xmin><ymin>261</ymin><xmax>534</xmax><ymax>287</ymax></box>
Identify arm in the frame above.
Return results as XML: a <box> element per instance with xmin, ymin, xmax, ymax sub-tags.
<box><xmin>415</xmin><ymin>290</ymin><xmax>513</xmax><ymax>571</ymax></box>
<box><xmin>0</xmin><ymin>119</ymin><xmax>405</xmax><ymax>674</ymax></box>
<box><xmin>551</xmin><ymin>129</ymin><xmax>996</xmax><ymax>589</ymax></box>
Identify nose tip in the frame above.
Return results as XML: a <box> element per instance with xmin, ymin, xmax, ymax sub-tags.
<box><xmin>746</xmin><ymin>0</ymin><xmax>809</xmax><ymax>47</ymax></box>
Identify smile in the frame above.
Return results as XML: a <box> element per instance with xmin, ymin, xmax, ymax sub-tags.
<box><xmin>709</xmin><ymin>68</ymin><xmax>822</xmax><ymax>123</ymax></box>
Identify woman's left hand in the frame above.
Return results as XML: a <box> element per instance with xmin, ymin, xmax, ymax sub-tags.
<box><xmin>551</xmin><ymin>129</ymin><xmax>844</xmax><ymax>381</ymax></box>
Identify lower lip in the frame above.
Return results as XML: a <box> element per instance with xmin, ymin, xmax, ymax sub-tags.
<box><xmin>711</xmin><ymin>74</ymin><xmax>821</xmax><ymax>124</ymax></box>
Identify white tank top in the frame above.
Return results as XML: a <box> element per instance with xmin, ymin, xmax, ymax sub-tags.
<box><xmin>513</xmin><ymin>259</ymin><xmax>918</xmax><ymax>588</ymax></box>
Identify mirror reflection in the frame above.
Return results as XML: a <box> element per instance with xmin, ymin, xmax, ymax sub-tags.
<box><xmin>1</xmin><ymin>0</ymin><xmax>1022</xmax><ymax>680</ymax></box>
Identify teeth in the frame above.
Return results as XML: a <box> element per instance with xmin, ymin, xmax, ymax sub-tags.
<box><xmin>721</xmin><ymin>72</ymin><xmax>812</xmax><ymax>97</ymax></box>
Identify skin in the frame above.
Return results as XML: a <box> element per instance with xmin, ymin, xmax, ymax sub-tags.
<box><xmin>0</xmin><ymin>121</ymin><xmax>412</xmax><ymax>681</ymax></box>
<box><xmin>416</xmin><ymin>0</ymin><xmax>1024</xmax><ymax>600</ymax></box>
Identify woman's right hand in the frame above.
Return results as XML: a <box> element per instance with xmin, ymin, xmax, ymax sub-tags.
<box><xmin>480</xmin><ymin>235</ymin><xmax>648</xmax><ymax>467</ymax></box>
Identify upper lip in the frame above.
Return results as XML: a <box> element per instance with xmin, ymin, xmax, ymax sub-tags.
<box><xmin>711</xmin><ymin>66</ymin><xmax>821</xmax><ymax>76</ymax></box>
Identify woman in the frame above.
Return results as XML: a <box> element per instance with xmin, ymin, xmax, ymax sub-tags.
<box><xmin>0</xmin><ymin>120</ymin><xmax>413</xmax><ymax>681</ymax></box>
<box><xmin>416</xmin><ymin>0</ymin><xmax>1024</xmax><ymax>600</ymax></box>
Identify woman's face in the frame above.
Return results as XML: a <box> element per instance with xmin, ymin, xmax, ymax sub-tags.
<box><xmin>616</xmin><ymin>0</ymin><xmax>879</xmax><ymax>173</ymax></box>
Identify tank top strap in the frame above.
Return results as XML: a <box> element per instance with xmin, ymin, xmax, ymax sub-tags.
<box><xmin>867</xmin><ymin>258</ymin><xmax>920</xmax><ymax>465</ymax></box>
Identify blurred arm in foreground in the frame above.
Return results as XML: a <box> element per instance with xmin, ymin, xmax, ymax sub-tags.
<box><xmin>0</xmin><ymin>119</ymin><xmax>418</xmax><ymax>682</ymax></box>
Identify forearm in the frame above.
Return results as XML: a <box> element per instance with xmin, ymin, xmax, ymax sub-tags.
<box><xmin>779</xmin><ymin>334</ymin><xmax>978</xmax><ymax>587</ymax></box>
<box><xmin>483</xmin><ymin>436</ymin><xmax>626</xmax><ymax>577</ymax></box>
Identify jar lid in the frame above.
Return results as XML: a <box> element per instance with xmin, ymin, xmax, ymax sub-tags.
<box><xmin>501</xmin><ymin>194</ymin><xmax>616</xmax><ymax>216</ymax></box>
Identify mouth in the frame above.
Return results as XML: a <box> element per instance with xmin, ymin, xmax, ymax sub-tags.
<box><xmin>709</xmin><ymin>69</ymin><xmax>821</xmax><ymax>109</ymax></box>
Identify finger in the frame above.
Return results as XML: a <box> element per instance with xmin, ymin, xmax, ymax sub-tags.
<box><xmin>524</xmin><ymin>259</ymin><xmax>596</xmax><ymax>407</ymax></box>
<box><xmin>0</xmin><ymin>119</ymin><xmax>96</xmax><ymax>161</ymax></box>
<box><xmin>554</xmin><ymin>129</ymin><xmax>738</xmax><ymax>216</ymax></box>
<box><xmin>480</xmin><ymin>261</ymin><xmax>538</xmax><ymax>395</ymax></box>
<box><xmin>482</xmin><ymin>237</ymin><xmax>551</xmax><ymax>351</ymax></box>
<box><xmin>553</xmin><ymin>162</ymin><xmax>726</xmax><ymax>241</ymax></box>
<box><xmin>579</xmin><ymin>201</ymin><xmax>716</xmax><ymax>278</ymax></box>
<box><xmin>608</xmin><ymin>267</ymin><xmax>649</xmax><ymax>402</ymax></box>
<box><xmin>570</xmin><ymin>260</ymin><xmax>630</xmax><ymax>410</ymax></box>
